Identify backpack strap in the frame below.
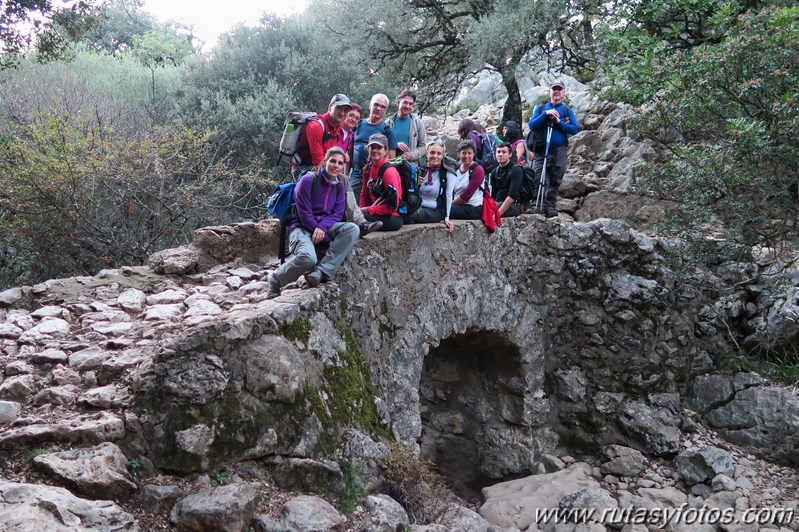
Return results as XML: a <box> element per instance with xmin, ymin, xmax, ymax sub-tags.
<box><xmin>376</xmin><ymin>162</ymin><xmax>391</xmax><ymax>185</ymax></box>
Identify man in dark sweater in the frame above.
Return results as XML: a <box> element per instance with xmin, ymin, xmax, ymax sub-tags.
<box><xmin>490</xmin><ymin>143</ymin><xmax>523</xmax><ymax>217</ymax></box>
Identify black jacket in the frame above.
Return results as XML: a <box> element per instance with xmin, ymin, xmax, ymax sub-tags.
<box><xmin>490</xmin><ymin>162</ymin><xmax>523</xmax><ymax>203</ymax></box>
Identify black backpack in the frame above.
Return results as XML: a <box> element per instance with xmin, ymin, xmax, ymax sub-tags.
<box><xmin>375</xmin><ymin>159</ymin><xmax>422</xmax><ymax>216</ymax></box>
<box><xmin>488</xmin><ymin>165</ymin><xmax>536</xmax><ymax>204</ymax></box>
<box><xmin>477</xmin><ymin>132</ymin><xmax>499</xmax><ymax>173</ymax></box>
<box><xmin>526</xmin><ymin>103</ymin><xmax>572</xmax><ymax>152</ymax></box>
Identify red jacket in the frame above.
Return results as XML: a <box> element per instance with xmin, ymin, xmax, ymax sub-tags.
<box><xmin>296</xmin><ymin>113</ymin><xmax>341</xmax><ymax>166</ymax></box>
<box><xmin>360</xmin><ymin>160</ymin><xmax>402</xmax><ymax>217</ymax></box>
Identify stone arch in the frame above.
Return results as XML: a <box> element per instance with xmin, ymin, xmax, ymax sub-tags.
<box><xmin>418</xmin><ymin>330</ymin><xmax>551</xmax><ymax>494</ymax></box>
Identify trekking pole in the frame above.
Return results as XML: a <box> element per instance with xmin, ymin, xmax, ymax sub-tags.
<box><xmin>534</xmin><ymin>123</ymin><xmax>554</xmax><ymax>212</ymax></box>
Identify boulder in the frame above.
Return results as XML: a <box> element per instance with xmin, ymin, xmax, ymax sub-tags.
<box><xmin>271</xmin><ymin>458</ymin><xmax>345</xmax><ymax>496</ymax></box>
<box><xmin>600</xmin><ymin>445</ymin><xmax>646</xmax><ymax>477</ymax></box>
<box><xmin>360</xmin><ymin>494</ymin><xmax>410</xmax><ymax>532</ymax></box>
<box><xmin>169</xmin><ymin>482</ymin><xmax>258</xmax><ymax>532</ymax></box>
<box><xmin>0</xmin><ymin>481</ymin><xmax>137</xmax><ymax>530</ymax></box>
<box><xmin>479</xmin><ymin>462</ymin><xmax>599</xmax><ymax>530</ymax></box>
<box><xmin>278</xmin><ymin>495</ymin><xmax>346</xmax><ymax>532</ymax></box>
<box><xmin>674</xmin><ymin>446</ymin><xmax>734</xmax><ymax>486</ymax></box>
<box><xmin>32</xmin><ymin>442</ymin><xmax>137</xmax><ymax>498</ymax></box>
<box><xmin>704</xmin><ymin>385</ymin><xmax>799</xmax><ymax>466</ymax></box>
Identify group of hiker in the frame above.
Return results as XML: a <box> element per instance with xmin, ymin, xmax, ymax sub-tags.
<box><xmin>267</xmin><ymin>82</ymin><xmax>579</xmax><ymax>298</ymax></box>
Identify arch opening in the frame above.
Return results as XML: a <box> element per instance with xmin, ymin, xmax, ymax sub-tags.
<box><xmin>418</xmin><ymin>330</ymin><xmax>529</xmax><ymax>500</ymax></box>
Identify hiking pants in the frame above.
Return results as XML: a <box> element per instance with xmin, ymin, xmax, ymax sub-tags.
<box><xmin>273</xmin><ymin>222</ymin><xmax>359</xmax><ymax>285</ymax></box>
<box><xmin>364</xmin><ymin>213</ymin><xmax>404</xmax><ymax>231</ymax></box>
<box><xmin>349</xmin><ymin>167</ymin><xmax>363</xmax><ymax>203</ymax></box>
<box><xmin>408</xmin><ymin>206</ymin><xmax>444</xmax><ymax>224</ymax></box>
<box><xmin>345</xmin><ymin>180</ymin><xmax>366</xmax><ymax>226</ymax></box>
<box><xmin>533</xmin><ymin>144</ymin><xmax>568</xmax><ymax>213</ymax></box>
<box><xmin>449</xmin><ymin>203</ymin><xmax>482</xmax><ymax>220</ymax></box>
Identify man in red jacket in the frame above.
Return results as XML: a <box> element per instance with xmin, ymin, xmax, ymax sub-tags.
<box><xmin>295</xmin><ymin>94</ymin><xmax>352</xmax><ymax>173</ymax></box>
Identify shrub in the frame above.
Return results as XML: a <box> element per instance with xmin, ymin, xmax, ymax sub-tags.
<box><xmin>380</xmin><ymin>443</ymin><xmax>453</xmax><ymax>525</ymax></box>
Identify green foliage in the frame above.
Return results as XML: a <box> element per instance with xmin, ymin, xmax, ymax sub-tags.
<box><xmin>78</xmin><ymin>0</ymin><xmax>157</xmax><ymax>55</ymax></box>
<box><xmin>281</xmin><ymin>317</ymin><xmax>312</xmax><ymax>344</ymax></box>
<box><xmin>320</xmin><ymin>0</ymin><xmax>574</xmax><ymax>124</ymax></box>
<box><xmin>131</xmin><ymin>27</ymin><xmax>193</xmax><ymax>67</ymax></box>
<box><xmin>719</xmin><ymin>350</ymin><xmax>799</xmax><ymax>386</ymax></box>
<box><xmin>1</xmin><ymin>0</ymin><xmax>98</xmax><ymax>68</ymax></box>
<box><xmin>336</xmin><ymin>459</ymin><xmax>365</xmax><ymax>516</ymax></box>
<box><xmin>173</xmin><ymin>13</ymin><xmax>392</xmax><ymax>168</ymax></box>
<box><xmin>0</xmin><ymin>48</ymin><xmax>184</xmax><ymax>132</ymax></box>
<box><xmin>126</xmin><ymin>457</ymin><xmax>142</xmax><ymax>475</ymax></box>
<box><xmin>0</xmin><ymin>110</ymin><xmax>249</xmax><ymax>286</ymax></box>
<box><xmin>609</xmin><ymin>5</ymin><xmax>799</xmax><ymax>248</ymax></box>
<box><xmin>22</xmin><ymin>446</ymin><xmax>51</xmax><ymax>461</ymax></box>
<box><xmin>210</xmin><ymin>470</ymin><xmax>231</xmax><ymax>486</ymax></box>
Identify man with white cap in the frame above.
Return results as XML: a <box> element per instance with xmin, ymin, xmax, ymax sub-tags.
<box><xmin>526</xmin><ymin>80</ymin><xmax>579</xmax><ymax>218</ymax></box>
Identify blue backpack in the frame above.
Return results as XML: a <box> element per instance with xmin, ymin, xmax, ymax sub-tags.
<box><xmin>265</xmin><ymin>173</ymin><xmax>319</xmax><ymax>263</ymax></box>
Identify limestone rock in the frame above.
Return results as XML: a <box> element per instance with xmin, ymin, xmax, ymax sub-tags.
<box><xmin>148</xmin><ymin>246</ymin><xmax>198</xmax><ymax>275</ymax></box>
<box><xmin>479</xmin><ymin>462</ymin><xmax>599</xmax><ymax>529</ymax></box>
<box><xmin>360</xmin><ymin>494</ymin><xmax>410</xmax><ymax>532</ymax></box>
<box><xmin>118</xmin><ymin>288</ymin><xmax>146</xmax><ymax>313</ymax></box>
<box><xmin>340</xmin><ymin>429</ymin><xmax>390</xmax><ymax>493</ymax></box>
<box><xmin>18</xmin><ymin>317</ymin><xmax>70</xmax><ymax>343</ymax></box>
<box><xmin>0</xmin><ymin>411</ymin><xmax>125</xmax><ymax>450</ymax></box>
<box><xmin>69</xmin><ymin>346</ymin><xmax>107</xmax><ymax>371</ymax></box>
<box><xmin>636</xmin><ymin>486</ymin><xmax>687</xmax><ymax>508</ymax></box>
<box><xmin>617</xmin><ymin>398</ymin><xmax>681</xmax><ymax>456</ymax></box>
<box><xmin>675</xmin><ymin>446</ymin><xmax>734</xmax><ymax>486</ymax></box>
<box><xmin>0</xmin><ymin>287</ymin><xmax>25</xmax><ymax>307</ymax></box>
<box><xmin>0</xmin><ymin>480</ymin><xmax>137</xmax><ymax>530</ymax></box>
<box><xmin>31</xmin><ymin>348</ymin><xmax>69</xmax><ymax>364</ymax></box>
<box><xmin>278</xmin><ymin>495</ymin><xmax>346</xmax><ymax>532</ymax></box>
<box><xmin>600</xmin><ymin>445</ymin><xmax>646</xmax><ymax>477</ymax></box>
<box><xmin>78</xmin><ymin>384</ymin><xmax>132</xmax><ymax>409</ymax></box>
<box><xmin>559</xmin><ymin>487</ymin><xmax>618</xmax><ymax>523</ymax></box>
<box><xmin>138</xmin><ymin>484</ymin><xmax>184</xmax><ymax>514</ymax></box>
<box><xmin>742</xmin><ymin>286</ymin><xmax>799</xmax><ymax>355</ymax></box>
<box><xmin>688</xmin><ymin>374</ymin><xmax>734</xmax><ymax>412</ymax></box>
<box><xmin>33</xmin><ymin>442</ymin><xmax>137</xmax><ymax>498</ymax></box>
<box><xmin>169</xmin><ymin>482</ymin><xmax>258</xmax><ymax>532</ymax></box>
<box><xmin>441</xmin><ymin>504</ymin><xmax>491</xmax><ymax>531</ymax></box>
<box><xmin>704</xmin><ymin>385</ymin><xmax>799</xmax><ymax>466</ymax></box>
<box><xmin>0</xmin><ymin>374</ymin><xmax>36</xmax><ymax>401</ymax></box>
<box><xmin>0</xmin><ymin>322</ymin><xmax>23</xmax><ymax>338</ymax></box>
<box><xmin>0</xmin><ymin>400</ymin><xmax>22</xmax><ymax>424</ymax></box>
<box><xmin>32</xmin><ymin>384</ymin><xmax>78</xmax><ymax>406</ymax></box>
<box><xmin>272</xmin><ymin>458</ymin><xmax>345</xmax><ymax>496</ymax></box>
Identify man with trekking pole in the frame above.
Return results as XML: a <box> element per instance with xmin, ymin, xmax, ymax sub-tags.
<box><xmin>527</xmin><ymin>80</ymin><xmax>579</xmax><ymax>218</ymax></box>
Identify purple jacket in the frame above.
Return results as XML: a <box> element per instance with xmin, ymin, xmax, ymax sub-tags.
<box><xmin>287</xmin><ymin>169</ymin><xmax>346</xmax><ymax>244</ymax></box>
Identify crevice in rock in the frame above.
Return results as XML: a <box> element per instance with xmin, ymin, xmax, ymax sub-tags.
<box><xmin>418</xmin><ymin>330</ymin><xmax>526</xmax><ymax>499</ymax></box>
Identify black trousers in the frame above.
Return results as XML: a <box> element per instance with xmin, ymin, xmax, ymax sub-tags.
<box><xmin>532</xmin><ymin>144</ymin><xmax>568</xmax><ymax>213</ymax></box>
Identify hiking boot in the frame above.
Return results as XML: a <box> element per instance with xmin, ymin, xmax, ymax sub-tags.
<box><xmin>266</xmin><ymin>273</ymin><xmax>281</xmax><ymax>299</ymax></box>
<box><xmin>544</xmin><ymin>209</ymin><xmax>558</xmax><ymax>218</ymax></box>
<box><xmin>360</xmin><ymin>221</ymin><xmax>383</xmax><ymax>237</ymax></box>
<box><xmin>304</xmin><ymin>270</ymin><xmax>323</xmax><ymax>288</ymax></box>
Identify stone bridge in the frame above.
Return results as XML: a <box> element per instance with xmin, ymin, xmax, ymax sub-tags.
<box><xmin>133</xmin><ymin>216</ymin><xmax>716</xmax><ymax>488</ymax></box>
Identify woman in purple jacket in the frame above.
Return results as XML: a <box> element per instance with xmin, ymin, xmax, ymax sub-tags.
<box><xmin>267</xmin><ymin>147</ymin><xmax>360</xmax><ymax>299</ymax></box>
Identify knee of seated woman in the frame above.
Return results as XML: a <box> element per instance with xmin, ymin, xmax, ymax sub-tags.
<box><xmin>293</xmin><ymin>249</ymin><xmax>318</xmax><ymax>269</ymax></box>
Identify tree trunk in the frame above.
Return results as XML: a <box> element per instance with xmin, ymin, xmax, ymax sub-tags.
<box><xmin>500</xmin><ymin>68</ymin><xmax>523</xmax><ymax>128</ymax></box>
